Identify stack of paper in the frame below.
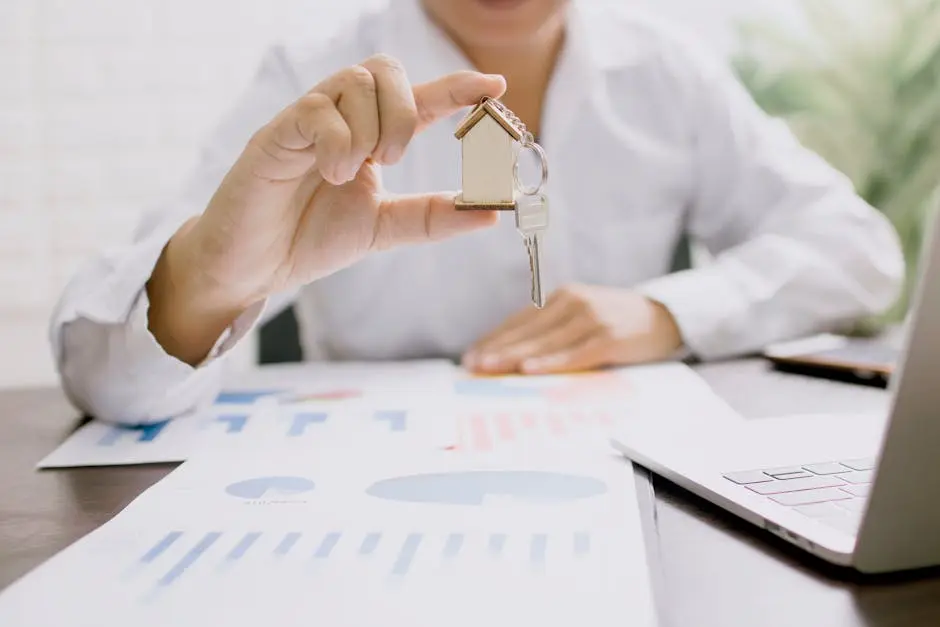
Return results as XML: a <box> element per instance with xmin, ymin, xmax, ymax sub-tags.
<box><xmin>11</xmin><ymin>359</ymin><xmax>745</xmax><ymax>626</ymax></box>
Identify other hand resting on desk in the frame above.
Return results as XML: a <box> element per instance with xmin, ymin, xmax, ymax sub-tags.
<box><xmin>462</xmin><ymin>284</ymin><xmax>682</xmax><ymax>375</ymax></box>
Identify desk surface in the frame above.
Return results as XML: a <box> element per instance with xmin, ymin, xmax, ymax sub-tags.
<box><xmin>2</xmin><ymin>359</ymin><xmax>940</xmax><ymax>626</ymax></box>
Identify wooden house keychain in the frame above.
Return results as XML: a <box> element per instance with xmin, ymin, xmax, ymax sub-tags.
<box><xmin>454</xmin><ymin>97</ymin><xmax>549</xmax><ymax>308</ymax></box>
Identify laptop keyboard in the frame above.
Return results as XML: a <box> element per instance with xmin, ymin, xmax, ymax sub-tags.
<box><xmin>723</xmin><ymin>457</ymin><xmax>876</xmax><ymax>535</ymax></box>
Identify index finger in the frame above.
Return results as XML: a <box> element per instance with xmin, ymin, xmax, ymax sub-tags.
<box><xmin>413</xmin><ymin>71</ymin><xmax>507</xmax><ymax>133</ymax></box>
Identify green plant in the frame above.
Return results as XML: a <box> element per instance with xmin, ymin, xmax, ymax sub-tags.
<box><xmin>732</xmin><ymin>0</ymin><xmax>940</xmax><ymax>325</ymax></box>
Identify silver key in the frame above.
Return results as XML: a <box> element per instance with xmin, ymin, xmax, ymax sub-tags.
<box><xmin>515</xmin><ymin>193</ymin><xmax>549</xmax><ymax>308</ymax></box>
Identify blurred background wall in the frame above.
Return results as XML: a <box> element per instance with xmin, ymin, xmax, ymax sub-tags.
<box><xmin>0</xmin><ymin>0</ymin><xmax>933</xmax><ymax>389</ymax></box>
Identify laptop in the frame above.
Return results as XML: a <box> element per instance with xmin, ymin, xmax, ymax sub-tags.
<box><xmin>610</xmin><ymin>211</ymin><xmax>940</xmax><ymax>575</ymax></box>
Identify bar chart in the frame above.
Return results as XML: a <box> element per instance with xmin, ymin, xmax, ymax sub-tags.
<box><xmin>454</xmin><ymin>371</ymin><xmax>630</xmax><ymax>403</ymax></box>
<box><xmin>135</xmin><ymin>528</ymin><xmax>597</xmax><ymax>588</ymax></box>
<box><xmin>126</xmin><ymin>469</ymin><xmax>609</xmax><ymax>588</ymax></box>
<box><xmin>452</xmin><ymin>408</ymin><xmax>616</xmax><ymax>452</ymax></box>
<box><xmin>97</xmin><ymin>420</ymin><xmax>172</xmax><ymax>446</ymax></box>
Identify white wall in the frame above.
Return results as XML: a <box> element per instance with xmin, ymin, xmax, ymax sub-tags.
<box><xmin>0</xmin><ymin>0</ymin><xmax>791</xmax><ymax>389</ymax></box>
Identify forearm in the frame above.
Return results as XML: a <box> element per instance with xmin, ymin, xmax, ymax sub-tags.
<box><xmin>146</xmin><ymin>218</ymin><xmax>251</xmax><ymax>366</ymax></box>
<box><xmin>639</xmin><ymin>196</ymin><xmax>904</xmax><ymax>359</ymax></box>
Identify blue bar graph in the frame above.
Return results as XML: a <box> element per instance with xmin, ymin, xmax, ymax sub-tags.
<box><xmin>215</xmin><ymin>391</ymin><xmax>281</xmax><ymax>404</ymax></box>
<box><xmin>454</xmin><ymin>380</ymin><xmax>541</xmax><ymax>398</ymax></box>
<box><xmin>288</xmin><ymin>412</ymin><xmax>328</xmax><ymax>437</ymax></box>
<box><xmin>215</xmin><ymin>415</ymin><xmax>248</xmax><ymax>434</ymax></box>
<box><xmin>488</xmin><ymin>533</ymin><xmax>507</xmax><ymax>555</ymax></box>
<box><xmin>274</xmin><ymin>532</ymin><xmax>302</xmax><ymax>556</ymax></box>
<box><xmin>158</xmin><ymin>532</ymin><xmax>221</xmax><ymax>586</ymax></box>
<box><xmin>530</xmin><ymin>534</ymin><xmax>547</xmax><ymax>566</ymax></box>
<box><xmin>359</xmin><ymin>533</ymin><xmax>381</xmax><ymax>556</ymax></box>
<box><xmin>313</xmin><ymin>533</ymin><xmax>342</xmax><ymax>559</ymax></box>
<box><xmin>442</xmin><ymin>533</ymin><xmax>464</xmax><ymax>559</ymax></box>
<box><xmin>374</xmin><ymin>410</ymin><xmax>407</xmax><ymax>432</ymax></box>
<box><xmin>574</xmin><ymin>532</ymin><xmax>590</xmax><ymax>556</ymax></box>
<box><xmin>138</xmin><ymin>530</ymin><xmax>587</xmax><ymax>584</ymax></box>
<box><xmin>98</xmin><ymin>420</ymin><xmax>170</xmax><ymax>446</ymax></box>
<box><xmin>227</xmin><ymin>532</ymin><xmax>261</xmax><ymax>561</ymax></box>
<box><xmin>141</xmin><ymin>531</ymin><xmax>183</xmax><ymax>563</ymax></box>
<box><xmin>391</xmin><ymin>534</ymin><xmax>423</xmax><ymax>576</ymax></box>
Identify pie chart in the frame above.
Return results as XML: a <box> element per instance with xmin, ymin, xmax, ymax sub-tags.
<box><xmin>365</xmin><ymin>471</ymin><xmax>607</xmax><ymax>505</ymax></box>
<box><xmin>225</xmin><ymin>476</ymin><xmax>316</xmax><ymax>499</ymax></box>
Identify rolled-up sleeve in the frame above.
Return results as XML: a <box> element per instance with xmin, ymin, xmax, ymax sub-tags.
<box><xmin>49</xmin><ymin>46</ymin><xmax>302</xmax><ymax>425</ymax></box>
<box><xmin>636</xmin><ymin>33</ymin><xmax>904</xmax><ymax>360</ymax></box>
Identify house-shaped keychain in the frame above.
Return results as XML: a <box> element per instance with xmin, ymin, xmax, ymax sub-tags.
<box><xmin>454</xmin><ymin>96</ymin><xmax>551</xmax><ymax>307</ymax></box>
<box><xmin>453</xmin><ymin>97</ymin><xmax>527</xmax><ymax>211</ymax></box>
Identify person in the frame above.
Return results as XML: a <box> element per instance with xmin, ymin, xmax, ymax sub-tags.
<box><xmin>50</xmin><ymin>0</ymin><xmax>904</xmax><ymax>425</ymax></box>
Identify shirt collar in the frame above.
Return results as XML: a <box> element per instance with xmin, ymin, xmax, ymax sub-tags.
<box><xmin>380</xmin><ymin>0</ymin><xmax>597</xmax><ymax>149</ymax></box>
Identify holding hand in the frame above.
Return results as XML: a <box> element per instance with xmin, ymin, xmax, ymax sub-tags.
<box><xmin>148</xmin><ymin>56</ymin><xmax>506</xmax><ymax>365</ymax></box>
<box><xmin>462</xmin><ymin>285</ymin><xmax>683</xmax><ymax>375</ymax></box>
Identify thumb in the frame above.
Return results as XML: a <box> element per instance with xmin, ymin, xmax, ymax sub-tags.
<box><xmin>371</xmin><ymin>193</ymin><xmax>499</xmax><ymax>251</ymax></box>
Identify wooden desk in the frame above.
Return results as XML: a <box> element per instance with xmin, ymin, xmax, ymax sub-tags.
<box><xmin>2</xmin><ymin>360</ymin><xmax>940</xmax><ymax>626</ymax></box>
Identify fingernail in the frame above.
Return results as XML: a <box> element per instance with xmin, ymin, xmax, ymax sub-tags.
<box><xmin>482</xmin><ymin>355</ymin><xmax>500</xmax><ymax>369</ymax></box>
<box><xmin>327</xmin><ymin>165</ymin><xmax>345</xmax><ymax>186</ymax></box>
<box><xmin>522</xmin><ymin>359</ymin><xmax>542</xmax><ymax>372</ymax></box>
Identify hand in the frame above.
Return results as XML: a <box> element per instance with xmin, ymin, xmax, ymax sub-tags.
<box><xmin>147</xmin><ymin>56</ymin><xmax>506</xmax><ymax>364</ymax></box>
<box><xmin>462</xmin><ymin>285</ymin><xmax>683</xmax><ymax>375</ymax></box>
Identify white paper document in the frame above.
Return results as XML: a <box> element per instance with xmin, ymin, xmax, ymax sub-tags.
<box><xmin>449</xmin><ymin>362</ymin><xmax>741</xmax><ymax>453</ymax></box>
<box><xmin>2</xmin><ymin>445</ymin><xmax>661</xmax><ymax>627</ymax></box>
<box><xmin>37</xmin><ymin>360</ymin><xmax>460</xmax><ymax>469</ymax></box>
<box><xmin>223</xmin><ymin>358</ymin><xmax>460</xmax><ymax>398</ymax></box>
<box><xmin>37</xmin><ymin>398</ymin><xmax>458</xmax><ymax>468</ymax></box>
<box><xmin>38</xmin><ymin>361</ymin><xmax>739</xmax><ymax>468</ymax></box>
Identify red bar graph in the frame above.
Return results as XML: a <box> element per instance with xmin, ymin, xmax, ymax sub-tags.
<box><xmin>547</xmin><ymin>413</ymin><xmax>566</xmax><ymax>435</ymax></box>
<box><xmin>454</xmin><ymin>408</ymin><xmax>616</xmax><ymax>452</ymax></box>
<box><xmin>469</xmin><ymin>414</ymin><xmax>493</xmax><ymax>452</ymax></box>
<box><xmin>521</xmin><ymin>413</ymin><xmax>538</xmax><ymax>430</ymax></box>
<box><xmin>495</xmin><ymin>413</ymin><xmax>514</xmax><ymax>441</ymax></box>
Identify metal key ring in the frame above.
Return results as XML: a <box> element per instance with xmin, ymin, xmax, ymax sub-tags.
<box><xmin>513</xmin><ymin>135</ymin><xmax>548</xmax><ymax>196</ymax></box>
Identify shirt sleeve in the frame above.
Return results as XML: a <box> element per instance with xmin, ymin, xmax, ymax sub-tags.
<box><xmin>635</xmin><ymin>33</ymin><xmax>905</xmax><ymax>360</ymax></box>
<box><xmin>49</xmin><ymin>46</ymin><xmax>303</xmax><ymax>425</ymax></box>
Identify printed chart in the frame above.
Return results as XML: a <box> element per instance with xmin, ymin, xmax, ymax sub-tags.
<box><xmin>133</xmin><ymin>526</ymin><xmax>598</xmax><ymax>586</ymax></box>
<box><xmin>37</xmin><ymin>361</ymin><xmax>736</xmax><ymax>468</ymax></box>
<box><xmin>448</xmin><ymin>363</ymin><xmax>740</xmax><ymax>452</ymax></box>
<box><xmin>38</xmin><ymin>401</ymin><xmax>451</xmax><ymax>469</ymax></box>
<box><xmin>0</xmin><ymin>450</ymin><xmax>658</xmax><ymax>627</ymax></box>
<box><xmin>135</xmin><ymin>471</ymin><xmax>608</xmax><ymax>586</ymax></box>
<box><xmin>452</xmin><ymin>408</ymin><xmax>616</xmax><ymax>452</ymax></box>
<box><xmin>454</xmin><ymin>370</ymin><xmax>630</xmax><ymax>403</ymax></box>
<box><xmin>37</xmin><ymin>360</ymin><xmax>460</xmax><ymax>469</ymax></box>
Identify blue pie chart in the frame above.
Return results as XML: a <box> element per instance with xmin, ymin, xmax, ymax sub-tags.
<box><xmin>225</xmin><ymin>476</ymin><xmax>316</xmax><ymax>499</ymax></box>
<box><xmin>365</xmin><ymin>471</ymin><xmax>606</xmax><ymax>505</ymax></box>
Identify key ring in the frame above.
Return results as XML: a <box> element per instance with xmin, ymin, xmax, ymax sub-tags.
<box><xmin>513</xmin><ymin>132</ymin><xmax>548</xmax><ymax>196</ymax></box>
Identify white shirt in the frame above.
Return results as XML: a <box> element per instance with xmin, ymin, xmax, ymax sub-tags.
<box><xmin>50</xmin><ymin>0</ymin><xmax>904</xmax><ymax>425</ymax></box>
